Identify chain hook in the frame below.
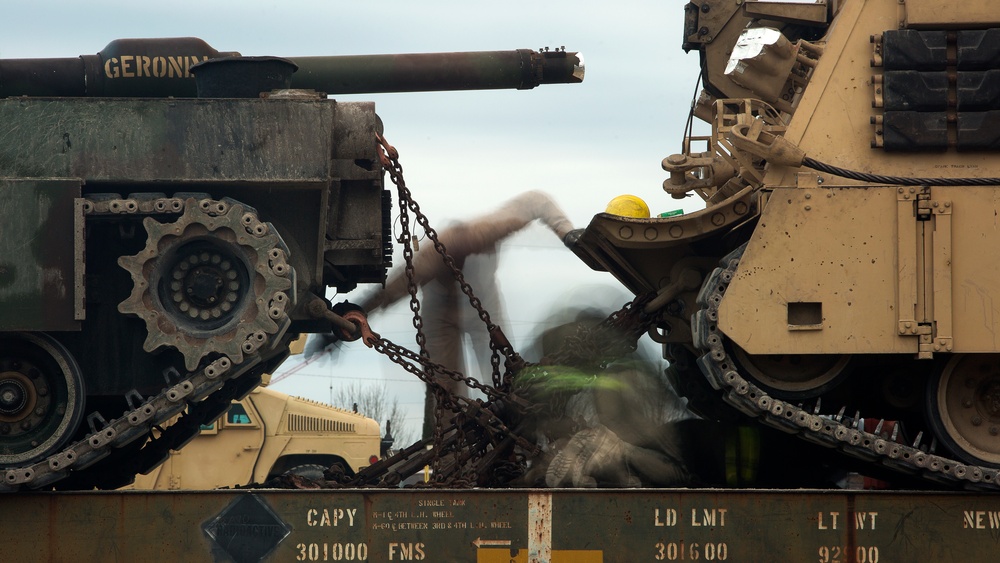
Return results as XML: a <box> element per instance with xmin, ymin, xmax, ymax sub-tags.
<box><xmin>342</xmin><ymin>310</ymin><xmax>380</xmax><ymax>348</ymax></box>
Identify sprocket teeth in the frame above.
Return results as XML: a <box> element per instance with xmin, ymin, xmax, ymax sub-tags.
<box><xmin>116</xmin><ymin>197</ymin><xmax>294</xmax><ymax>372</ymax></box>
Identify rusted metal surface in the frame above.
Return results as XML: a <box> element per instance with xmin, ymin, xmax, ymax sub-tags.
<box><xmin>2</xmin><ymin>489</ymin><xmax>999</xmax><ymax>561</ymax></box>
<box><xmin>0</xmin><ymin>98</ymin><xmax>337</xmax><ymax>182</ymax></box>
<box><xmin>0</xmin><ymin>180</ymin><xmax>81</xmax><ymax>331</ymax></box>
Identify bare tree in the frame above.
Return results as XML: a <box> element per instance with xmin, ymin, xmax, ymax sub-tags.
<box><xmin>331</xmin><ymin>380</ymin><xmax>417</xmax><ymax>448</ymax></box>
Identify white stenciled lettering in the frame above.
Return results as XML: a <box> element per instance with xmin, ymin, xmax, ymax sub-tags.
<box><xmin>655</xmin><ymin>541</ymin><xmax>729</xmax><ymax>561</ymax></box>
<box><xmin>306</xmin><ymin>508</ymin><xmax>357</xmax><ymax>527</ymax></box>
<box><xmin>655</xmin><ymin>508</ymin><xmax>678</xmax><ymax>527</ymax></box>
<box><xmin>307</xmin><ymin>508</ymin><xmax>324</xmax><ymax>526</ymax></box>
<box><xmin>296</xmin><ymin>542</ymin><xmax>369</xmax><ymax>561</ymax></box>
<box><xmin>388</xmin><ymin>542</ymin><xmax>426</xmax><ymax>561</ymax></box>
<box><xmin>691</xmin><ymin>508</ymin><xmax>727</xmax><ymax>527</ymax></box>
<box><xmin>818</xmin><ymin>511</ymin><xmax>840</xmax><ymax>530</ymax></box>
<box><xmin>854</xmin><ymin>512</ymin><xmax>878</xmax><ymax>530</ymax></box>
<box><xmin>963</xmin><ymin>510</ymin><xmax>1000</xmax><ymax>529</ymax></box>
<box><xmin>818</xmin><ymin>545</ymin><xmax>879</xmax><ymax>563</ymax></box>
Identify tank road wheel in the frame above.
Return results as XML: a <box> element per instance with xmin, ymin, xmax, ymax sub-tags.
<box><xmin>927</xmin><ymin>354</ymin><xmax>1000</xmax><ymax>467</ymax></box>
<box><xmin>0</xmin><ymin>333</ymin><xmax>85</xmax><ymax>467</ymax></box>
<box><xmin>731</xmin><ymin>345</ymin><xmax>851</xmax><ymax>400</ymax></box>
<box><xmin>118</xmin><ymin>198</ymin><xmax>294</xmax><ymax>371</ymax></box>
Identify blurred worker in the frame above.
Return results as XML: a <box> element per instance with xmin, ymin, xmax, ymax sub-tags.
<box><xmin>514</xmin><ymin>308</ymin><xmax>848</xmax><ymax>489</ymax></box>
<box><xmin>360</xmin><ymin>190</ymin><xmax>574</xmax><ymax>438</ymax></box>
<box><xmin>512</xmin><ymin>308</ymin><xmax>693</xmax><ymax>487</ymax></box>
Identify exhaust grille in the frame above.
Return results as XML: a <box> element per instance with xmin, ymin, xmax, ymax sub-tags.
<box><xmin>288</xmin><ymin>413</ymin><xmax>355</xmax><ymax>433</ymax></box>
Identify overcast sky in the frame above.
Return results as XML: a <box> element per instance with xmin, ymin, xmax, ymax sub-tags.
<box><xmin>6</xmin><ymin>1</ymin><xmax>706</xmax><ymax>440</ymax></box>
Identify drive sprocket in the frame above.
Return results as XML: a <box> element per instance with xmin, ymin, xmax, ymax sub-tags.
<box><xmin>118</xmin><ymin>197</ymin><xmax>293</xmax><ymax>371</ymax></box>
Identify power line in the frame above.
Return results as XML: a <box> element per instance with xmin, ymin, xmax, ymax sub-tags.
<box><xmin>279</xmin><ymin>372</ymin><xmax>421</xmax><ymax>384</ymax></box>
<box><xmin>269</xmin><ymin>349</ymin><xmax>331</xmax><ymax>384</ymax></box>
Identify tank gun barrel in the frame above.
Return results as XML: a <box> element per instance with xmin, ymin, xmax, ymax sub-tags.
<box><xmin>292</xmin><ymin>49</ymin><xmax>583</xmax><ymax>94</ymax></box>
<box><xmin>0</xmin><ymin>37</ymin><xmax>584</xmax><ymax>98</ymax></box>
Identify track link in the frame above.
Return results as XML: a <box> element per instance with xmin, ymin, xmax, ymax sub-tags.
<box><xmin>692</xmin><ymin>243</ymin><xmax>1000</xmax><ymax>490</ymax></box>
<box><xmin>0</xmin><ymin>194</ymin><xmax>292</xmax><ymax>491</ymax></box>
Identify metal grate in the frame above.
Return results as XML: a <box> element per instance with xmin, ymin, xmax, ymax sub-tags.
<box><xmin>287</xmin><ymin>413</ymin><xmax>355</xmax><ymax>433</ymax></box>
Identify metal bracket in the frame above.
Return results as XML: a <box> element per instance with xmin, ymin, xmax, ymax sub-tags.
<box><xmin>871</xmin><ymin>34</ymin><xmax>884</xmax><ymax>147</ymax></box>
<box><xmin>902</xmin><ymin>191</ymin><xmax>953</xmax><ymax>359</ymax></box>
<box><xmin>930</xmin><ymin>198</ymin><xmax>953</xmax><ymax>353</ymax></box>
<box><xmin>796</xmin><ymin>171</ymin><xmax>822</xmax><ymax>188</ymax></box>
<box><xmin>917</xmin><ymin>326</ymin><xmax>934</xmax><ymax>360</ymax></box>
<box><xmin>916</xmin><ymin>198</ymin><xmax>934</xmax><ymax>221</ymax></box>
<box><xmin>896</xmin><ymin>187</ymin><xmax>924</xmax><ymax>340</ymax></box>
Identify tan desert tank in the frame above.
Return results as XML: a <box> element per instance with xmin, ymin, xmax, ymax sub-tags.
<box><xmin>571</xmin><ymin>0</ymin><xmax>1000</xmax><ymax>488</ymax></box>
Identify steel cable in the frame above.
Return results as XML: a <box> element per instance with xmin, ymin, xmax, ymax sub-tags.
<box><xmin>803</xmin><ymin>157</ymin><xmax>1000</xmax><ymax>186</ymax></box>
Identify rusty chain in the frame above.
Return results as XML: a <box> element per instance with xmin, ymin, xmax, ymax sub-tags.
<box><xmin>361</xmin><ymin>133</ymin><xmax>658</xmax><ymax>486</ymax></box>
<box><xmin>377</xmin><ymin>133</ymin><xmax>525</xmax><ymax>378</ymax></box>
<box><xmin>375</xmin><ymin>133</ymin><xmax>538</xmax><ymax>483</ymax></box>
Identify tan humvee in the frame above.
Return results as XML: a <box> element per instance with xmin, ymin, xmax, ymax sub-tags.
<box><xmin>127</xmin><ymin>383</ymin><xmax>381</xmax><ymax>490</ymax></box>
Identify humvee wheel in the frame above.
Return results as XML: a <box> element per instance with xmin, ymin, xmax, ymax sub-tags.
<box><xmin>928</xmin><ymin>354</ymin><xmax>1000</xmax><ymax>467</ymax></box>
<box><xmin>118</xmin><ymin>198</ymin><xmax>293</xmax><ymax>371</ymax></box>
<box><xmin>0</xmin><ymin>333</ymin><xmax>85</xmax><ymax>467</ymax></box>
<box><xmin>731</xmin><ymin>345</ymin><xmax>851</xmax><ymax>400</ymax></box>
<box><xmin>284</xmin><ymin>464</ymin><xmax>327</xmax><ymax>481</ymax></box>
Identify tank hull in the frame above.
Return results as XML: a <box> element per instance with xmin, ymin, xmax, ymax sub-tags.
<box><xmin>0</xmin><ymin>94</ymin><xmax>389</xmax><ymax>488</ymax></box>
<box><xmin>573</xmin><ymin>0</ymin><xmax>1000</xmax><ymax>483</ymax></box>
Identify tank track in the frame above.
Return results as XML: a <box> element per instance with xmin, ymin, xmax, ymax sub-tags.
<box><xmin>116</xmin><ymin>196</ymin><xmax>292</xmax><ymax>371</ymax></box>
<box><xmin>692</xmin><ymin>244</ymin><xmax>1000</xmax><ymax>490</ymax></box>
<box><xmin>1</xmin><ymin>353</ymin><xmax>263</xmax><ymax>491</ymax></box>
<box><xmin>0</xmin><ymin>194</ymin><xmax>292</xmax><ymax>491</ymax></box>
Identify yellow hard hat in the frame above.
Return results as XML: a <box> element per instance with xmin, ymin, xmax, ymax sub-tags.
<box><xmin>605</xmin><ymin>194</ymin><xmax>650</xmax><ymax>218</ymax></box>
